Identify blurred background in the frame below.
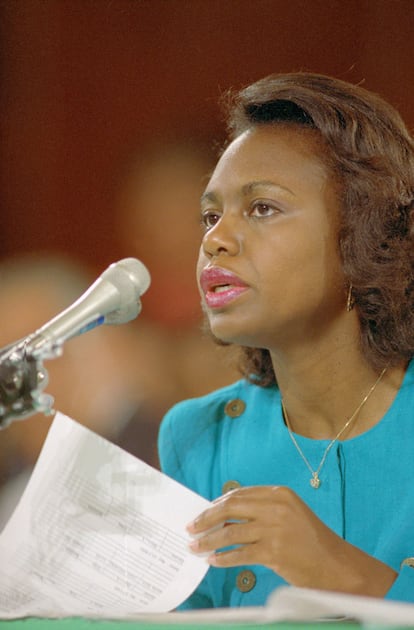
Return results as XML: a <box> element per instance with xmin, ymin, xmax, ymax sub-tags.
<box><xmin>0</xmin><ymin>0</ymin><xmax>413</xmax><ymax>525</ymax></box>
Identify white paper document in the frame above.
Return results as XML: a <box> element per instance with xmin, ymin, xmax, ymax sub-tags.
<box><xmin>267</xmin><ymin>585</ymin><xmax>414</xmax><ymax>626</ymax></box>
<box><xmin>166</xmin><ymin>586</ymin><xmax>414</xmax><ymax>625</ymax></box>
<box><xmin>0</xmin><ymin>412</ymin><xmax>211</xmax><ymax>619</ymax></box>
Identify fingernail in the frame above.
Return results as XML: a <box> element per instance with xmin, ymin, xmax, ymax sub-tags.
<box><xmin>188</xmin><ymin>539</ymin><xmax>199</xmax><ymax>552</ymax></box>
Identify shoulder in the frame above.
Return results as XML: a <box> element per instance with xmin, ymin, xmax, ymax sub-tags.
<box><xmin>158</xmin><ymin>379</ymin><xmax>278</xmax><ymax>491</ymax></box>
<box><xmin>159</xmin><ymin>379</ymin><xmax>248</xmax><ymax>451</ymax></box>
<box><xmin>160</xmin><ymin>378</ymin><xmax>274</xmax><ymax>439</ymax></box>
<box><xmin>385</xmin><ymin>359</ymin><xmax>414</xmax><ymax>427</ymax></box>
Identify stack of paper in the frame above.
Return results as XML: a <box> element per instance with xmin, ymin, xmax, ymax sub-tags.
<box><xmin>0</xmin><ymin>413</ymin><xmax>210</xmax><ymax>618</ymax></box>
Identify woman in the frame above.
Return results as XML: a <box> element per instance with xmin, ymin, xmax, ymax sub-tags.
<box><xmin>158</xmin><ymin>72</ymin><xmax>414</xmax><ymax>607</ymax></box>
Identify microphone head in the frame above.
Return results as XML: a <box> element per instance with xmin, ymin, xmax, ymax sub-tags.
<box><xmin>101</xmin><ymin>258</ymin><xmax>151</xmax><ymax>325</ymax></box>
<box><xmin>102</xmin><ymin>258</ymin><xmax>151</xmax><ymax>296</ymax></box>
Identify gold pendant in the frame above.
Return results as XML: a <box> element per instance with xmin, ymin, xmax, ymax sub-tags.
<box><xmin>310</xmin><ymin>474</ymin><xmax>321</xmax><ymax>489</ymax></box>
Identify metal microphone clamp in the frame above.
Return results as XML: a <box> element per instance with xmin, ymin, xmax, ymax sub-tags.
<box><xmin>0</xmin><ymin>340</ymin><xmax>57</xmax><ymax>429</ymax></box>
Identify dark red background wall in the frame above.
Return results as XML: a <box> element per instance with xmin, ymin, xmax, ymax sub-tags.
<box><xmin>1</xmin><ymin>0</ymin><xmax>413</xmax><ymax>274</ymax></box>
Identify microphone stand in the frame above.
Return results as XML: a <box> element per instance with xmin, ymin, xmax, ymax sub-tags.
<box><xmin>0</xmin><ymin>339</ymin><xmax>57</xmax><ymax>429</ymax></box>
<box><xmin>0</xmin><ymin>258</ymin><xmax>151</xmax><ymax>430</ymax></box>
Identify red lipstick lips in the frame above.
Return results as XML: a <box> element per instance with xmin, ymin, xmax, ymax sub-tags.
<box><xmin>199</xmin><ymin>267</ymin><xmax>249</xmax><ymax>309</ymax></box>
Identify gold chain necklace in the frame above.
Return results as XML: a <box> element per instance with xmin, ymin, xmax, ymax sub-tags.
<box><xmin>281</xmin><ymin>367</ymin><xmax>387</xmax><ymax>489</ymax></box>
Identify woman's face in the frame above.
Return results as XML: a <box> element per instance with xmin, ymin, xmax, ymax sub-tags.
<box><xmin>196</xmin><ymin>125</ymin><xmax>347</xmax><ymax>351</ymax></box>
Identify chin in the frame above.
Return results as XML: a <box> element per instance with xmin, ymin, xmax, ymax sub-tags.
<box><xmin>203</xmin><ymin>304</ymin><xmax>266</xmax><ymax>346</ymax></box>
<box><xmin>208</xmin><ymin>321</ymin><xmax>259</xmax><ymax>347</ymax></box>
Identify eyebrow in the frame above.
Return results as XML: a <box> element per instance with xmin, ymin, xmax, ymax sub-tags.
<box><xmin>241</xmin><ymin>180</ymin><xmax>295</xmax><ymax>197</ymax></box>
<box><xmin>200</xmin><ymin>179</ymin><xmax>295</xmax><ymax>206</ymax></box>
<box><xmin>200</xmin><ymin>190</ymin><xmax>217</xmax><ymax>205</ymax></box>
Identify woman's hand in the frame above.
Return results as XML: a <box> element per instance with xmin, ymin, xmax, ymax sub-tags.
<box><xmin>187</xmin><ymin>485</ymin><xmax>397</xmax><ymax>597</ymax></box>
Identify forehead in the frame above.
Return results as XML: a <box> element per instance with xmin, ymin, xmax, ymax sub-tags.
<box><xmin>209</xmin><ymin>125</ymin><xmax>330</xmax><ymax>188</ymax></box>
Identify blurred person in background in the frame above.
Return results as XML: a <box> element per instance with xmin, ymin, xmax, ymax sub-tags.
<box><xmin>0</xmin><ymin>254</ymin><xmax>152</xmax><ymax>529</ymax></box>
<box><xmin>113</xmin><ymin>136</ymin><xmax>240</xmax><ymax>449</ymax></box>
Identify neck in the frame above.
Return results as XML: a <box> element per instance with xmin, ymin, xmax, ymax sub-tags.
<box><xmin>271</xmin><ymin>342</ymin><xmax>406</xmax><ymax>440</ymax></box>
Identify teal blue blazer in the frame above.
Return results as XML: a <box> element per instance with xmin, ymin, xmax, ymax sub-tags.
<box><xmin>158</xmin><ymin>360</ymin><xmax>414</xmax><ymax>607</ymax></box>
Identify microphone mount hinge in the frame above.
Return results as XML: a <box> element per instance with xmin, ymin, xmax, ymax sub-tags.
<box><xmin>0</xmin><ymin>340</ymin><xmax>59</xmax><ymax>429</ymax></box>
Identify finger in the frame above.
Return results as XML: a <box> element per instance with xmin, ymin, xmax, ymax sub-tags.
<box><xmin>207</xmin><ymin>543</ymin><xmax>262</xmax><ymax>568</ymax></box>
<box><xmin>189</xmin><ymin>521</ymin><xmax>259</xmax><ymax>555</ymax></box>
<box><xmin>211</xmin><ymin>485</ymin><xmax>281</xmax><ymax>505</ymax></box>
<box><xmin>208</xmin><ymin>537</ymin><xmax>285</xmax><ymax>570</ymax></box>
<box><xmin>187</xmin><ymin>488</ymin><xmax>274</xmax><ymax>534</ymax></box>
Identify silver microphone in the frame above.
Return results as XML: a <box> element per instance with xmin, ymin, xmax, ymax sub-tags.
<box><xmin>24</xmin><ymin>257</ymin><xmax>151</xmax><ymax>357</ymax></box>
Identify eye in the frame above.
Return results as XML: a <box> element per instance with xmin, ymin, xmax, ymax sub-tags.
<box><xmin>250</xmin><ymin>201</ymin><xmax>278</xmax><ymax>218</ymax></box>
<box><xmin>200</xmin><ymin>210</ymin><xmax>221</xmax><ymax>231</ymax></box>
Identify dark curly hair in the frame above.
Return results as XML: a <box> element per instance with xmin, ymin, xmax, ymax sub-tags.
<box><xmin>218</xmin><ymin>72</ymin><xmax>414</xmax><ymax>386</ymax></box>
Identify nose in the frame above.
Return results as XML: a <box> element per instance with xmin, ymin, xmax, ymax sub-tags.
<box><xmin>201</xmin><ymin>213</ymin><xmax>241</xmax><ymax>258</ymax></box>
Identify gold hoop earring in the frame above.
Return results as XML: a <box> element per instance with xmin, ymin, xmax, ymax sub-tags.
<box><xmin>346</xmin><ymin>284</ymin><xmax>355</xmax><ymax>312</ymax></box>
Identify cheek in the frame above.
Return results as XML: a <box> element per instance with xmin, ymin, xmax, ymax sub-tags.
<box><xmin>257</xmin><ymin>234</ymin><xmax>333</xmax><ymax>302</ymax></box>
